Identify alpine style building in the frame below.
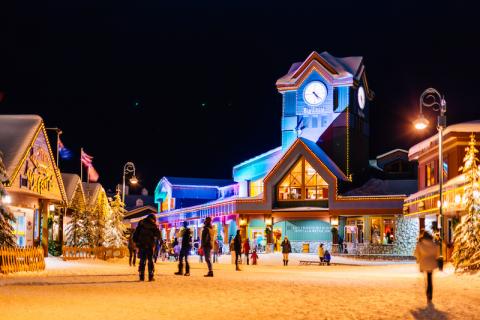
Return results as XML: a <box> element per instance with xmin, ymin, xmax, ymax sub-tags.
<box><xmin>149</xmin><ymin>51</ymin><xmax>418</xmax><ymax>254</ymax></box>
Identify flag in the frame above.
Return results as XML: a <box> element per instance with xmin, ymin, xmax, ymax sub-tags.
<box><xmin>88</xmin><ymin>166</ymin><xmax>99</xmax><ymax>182</ymax></box>
<box><xmin>81</xmin><ymin>150</ymin><xmax>99</xmax><ymax>182</ymax></box>
<box><xmin>81</xmin><ymin>150</ymin><xmax>93</xmax><ymax>167</ymax></box>
<box><xmin>58</xmin><ymin>137</ymin><xmax>72</xmax><ymax>160</ymax></box>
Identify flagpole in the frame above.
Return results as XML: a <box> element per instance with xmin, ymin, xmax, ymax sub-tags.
<box><xmin>80</xmin><ymin>147</ymin><xmax>83</xmax><ymax>182</ymax></box>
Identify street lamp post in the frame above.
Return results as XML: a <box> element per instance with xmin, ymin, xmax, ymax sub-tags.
<box><xmin>413</xmin><ymin>88</ymin><xmax>447</xmax><ymax>269</ymax></box>
<box><xmin>122</xmin><ymin>162</ymin><xmax>138</xmax><ymax>203</ymax></box>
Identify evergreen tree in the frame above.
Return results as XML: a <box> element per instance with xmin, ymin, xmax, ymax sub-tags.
<box><xmin>0</xmin><ymin>150</ymin><xmax>16</xmax><ymax>247</ymax></box>
<box><xmin>80</xmin><ymin>209</ymin><xmax>96</xmax><ymax>247</ymax></box>
<box><xmin>104</xmin><ymin>190</ymin><xmax>127</xmax><ymax>248</ymax></box>
<box><xmin>452</xmin><ymin>134</ymin><xmax>480</xmax><ymax>272</ymax></box>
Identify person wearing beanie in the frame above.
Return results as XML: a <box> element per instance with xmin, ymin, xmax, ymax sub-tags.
<box><xmin>175</xmin><ymin>221</ymin><xmax>192</xmax><ymax>276</ymax></box>
<box><xmin>201</xmin><ymin>217</ymin><xmax>215</xmax><ymax>277</ymax></box>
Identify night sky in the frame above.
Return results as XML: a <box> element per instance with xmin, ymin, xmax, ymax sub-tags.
<box><xmin>2</xmin><ymin>1</ymin><xmax>480</xmax><ymax>193</ymax></box>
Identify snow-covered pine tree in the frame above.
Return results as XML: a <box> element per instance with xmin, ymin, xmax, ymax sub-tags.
<box><xmin>79</xmin><ymin>209</ymin><xmax>96</xmax><ymax>247</ymax></box>
<box><xmin>0</xmin><ymin>150</ymin><xmax>16</xmax><ymax>247</ymax></box>
<box><xmin>104</xmin><ymin>190</ymin><xmax>127</xmax><ymax>248</ymax></box>
<box><xmin>65</xmin><ymin>207</ymin><xmax>83</xmax><ymax>247</ymax></box>
<box><xmin>452</xmin><ymin>133</ymin><xmax>480</xmax><ymax>272</ymax></box>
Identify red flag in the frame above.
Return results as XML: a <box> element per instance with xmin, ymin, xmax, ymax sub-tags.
<box><xmin>81</xmin><ymin>150</ymin><xmax>93</xmax><ymax>167</ymax></box>
<box><xmin>88</xmin><ymin>166</ymin><xmax>99</xmax><ymax>182</ymax></box>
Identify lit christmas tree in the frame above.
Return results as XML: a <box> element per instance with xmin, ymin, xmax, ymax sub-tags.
<box><xmin>65</xmin><ymin>205</ymin><xmax>84</xmax><ymax>247</ymax></box>
<box><xmin>103</xmin><ymin>189</ymin><xmax>127</xmax><ymax>248</ymax></box>
<box><xmin>0</xmin><ymin>150</ymin><xmax>16</xmax><ymax>247</ymax></box>
<box><xmin>452</xmin><ymin>134</ymin><xmax>480</xmax><ymax>272</ymax></box>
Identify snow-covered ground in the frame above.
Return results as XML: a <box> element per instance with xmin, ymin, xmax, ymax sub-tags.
<box><xmin>1</xmin><ymin>254</ymin><xmax>479</xmax><ymax>320</ymax></box>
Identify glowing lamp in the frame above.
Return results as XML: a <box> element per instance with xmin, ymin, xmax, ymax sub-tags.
<box><xmin>455</xmin><ymin>194</ymin><xmax>461</xmax><ymax>205</ymax></box>
<box><xmin>49</xmin><ymin>204</ymin><xmax>55</xmax><ymax>211</ymax></box>
<box><xmin>2</xmin><ymin>195</ymin><xmax>12</xmax><ymax>204</ymax></box>
<box><xmin>265</xmin><ymin>218</ymin><xmax>272</xmax><ymax>226</ymax></box>
<box><xmin>413</xmin><ymin>114</ymin><xmax>429</xmax><ymax>130</ymax></box>
<box><xmin>129</xmin><ymin>175</ymin><xmax>138</xmax><ymax>185</ymax></box>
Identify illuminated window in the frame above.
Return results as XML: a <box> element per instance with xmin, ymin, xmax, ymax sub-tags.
<box><xmin>277</xmin><ymin>157</ymin><xmax>328</xmax><ymax>201</ymax></box>
<box><xmin>425</xmin><ymin>162</ymin><xmax>435</xmax><ymax>187</ymax></box>
<box><xmin>249</xmin><ymin>179</ymin><xmax>264</xmax><ymax>197</ymax></box>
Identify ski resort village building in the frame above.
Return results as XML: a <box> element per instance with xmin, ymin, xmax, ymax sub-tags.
<box><xmin>403</xmin><ymin>121</ymin><xmax>480</xmax><ymax>260</ymax></box>
<box><xmin>150</xmin><ymin>52</ymin><xmax>418</xmax><ymax>255</ymax></box>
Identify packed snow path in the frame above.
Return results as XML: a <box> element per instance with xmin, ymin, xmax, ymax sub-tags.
<box><xmin>1</xmin><ymin>254</ymin><xmax>479</xmax><ymax>320</ymax></box>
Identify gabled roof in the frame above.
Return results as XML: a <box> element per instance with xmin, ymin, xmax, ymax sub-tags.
<box><xmin>299</xmin><ymin>138</ymin><xmax>349</xmax><ymax>181</ymax></box>
<box><xmin>0</xmin><ymin>114</ymin><xmax>67</xmax><ymax>203</ymax></box>
<box><xmin>62</xmin><ymin>173</ymin><xmax>85</xmax><ymax>205</ymax></box>
<box><xmin>164</xmin><ymin>176</ymin><xmax>235</xmax><ymax>188</ymax></box>
<box><xmin>82</xmin><ymin>182</ymin><xmax>104</xmax><ymax>207</ymax></box>
<box><xmin>409</xmin><ymin>120</ymin><xmax>480</xmax><ymax>159</ymax></box>
<box><xmin>0</xmin><ymin>115</ymin><xmax>43</xmax><ymax>180</ymax></box>
<box><xmin>124</xmin><ymin>205</ymin><xmax>157</xmax><ymax>220</ymax></box>
<box><xmin>276</xmin><ymin>51</ymin><xmax>364</xmax><ymax>87</ymax></box>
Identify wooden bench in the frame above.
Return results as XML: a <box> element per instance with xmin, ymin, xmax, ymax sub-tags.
<box><xmin>299</xmin><ymin>260</ymin><xmax>330</xmax><ymax>266</ymax></box>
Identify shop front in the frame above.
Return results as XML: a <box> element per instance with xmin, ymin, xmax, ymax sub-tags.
<box><xmin>0</xmin><ymin>115</ymin><xmax>67</xmax><ymax>255</ymax></box>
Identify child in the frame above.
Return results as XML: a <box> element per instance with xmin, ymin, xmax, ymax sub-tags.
<box><xmin>198</xmin><ymin>247</ymin><xmax>204</xmax><ymax>263</ymax></box>
<box><xmin>318</xmin><ymin>243</ymin><xmax>325</xmax><ymax>263</ymax></box>
<box><xmin>324</xmin><ymin>250</ymin><xmax>331</xmax><ymax>266</ymax></box>
<box><xmin>251</xmin><ymin>250</ymin><xmax>259</xmax><ymax>265</ymax></box>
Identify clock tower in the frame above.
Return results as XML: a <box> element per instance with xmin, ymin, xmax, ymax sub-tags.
<box><xmin>276</xmin><ymin>51</ymin><xmax>374</xmax><ymax>181</ymax></box>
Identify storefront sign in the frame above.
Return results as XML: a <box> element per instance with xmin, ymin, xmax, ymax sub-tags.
<box><xmin>26</xmin><ymin>147</ymin><xmax>54</xmax><ymax>195</ymax></box>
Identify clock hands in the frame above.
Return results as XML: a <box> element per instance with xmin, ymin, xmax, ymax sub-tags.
<box><xmin>312</xmin><ymin>91</ymin><xmax>319</xmax><ymax>99</ymax></box>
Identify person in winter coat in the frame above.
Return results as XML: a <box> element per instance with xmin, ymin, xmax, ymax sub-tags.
<box><xmin>318</xmin><ymin>243</ymin><xmax>325</xmax><ymax>263</ymax></box>
<box><xmin>233</xmin><ymin>230</ymin><xmax>242</xmax><ymax>271</ymax></box>
<box><xmin>201</xmin><ymin>216</ymin><xmax>216</xmax><ymax>277</ymax></box>
<box><xmin>243</xmin><ymin>238</ymin><xmax>251</xmax><ymax>265</ymax></box>
<box><xmin>132</xmin><ymin>214</ymin><xmax>161</xmax><ymax>281</ymax></box>
<box><xmin>213</xmin><ymin>239</ymin><xmax>219</xmax><ymax>263</ymax></box>
<box><xmin>323</xmin><ymin>250</ymin><xmax>331</xmax><ymax>265</ymax></box>
<box><xmin>127</xmin><ymin>229</ymin><xmax>137</xmax><ymax>267</ymax></box>
<box><xmin>175</xmin><ymin>221</ymin><xmax>192</xmax><ymax>276</ymax></box>
<box><xmin>281</xmin><ymin>236</ymin><xmax>292</xmax><ymax>266</ymax></box>
<box><xmin>414</xmin><ymin>230</ymin><xmax>440</xmax><ymax>302</ymax></box>
<box><xmin>251</xmin><ymin>250</ymin><xmax>259</xmax><ymax>265</ymax></box>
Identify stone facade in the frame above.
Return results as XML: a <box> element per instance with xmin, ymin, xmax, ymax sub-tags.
<box><xmin>393</xmin><ymin>215</ymin><xmax>419</xmax><ymax>256</ymax></box>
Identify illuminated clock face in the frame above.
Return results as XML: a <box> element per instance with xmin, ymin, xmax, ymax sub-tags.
<box><xmin>358</xmin><ymin>86</ymin><xmax>366</xmax><ymax>110</ymax></box>
<box><xmin>303</xmin><ymin>81</ymin><xmax>327</xmax><ymax>106</ymax></box>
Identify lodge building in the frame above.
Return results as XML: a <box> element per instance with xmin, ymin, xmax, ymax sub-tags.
<box><xmin>149</xmin><ymin>52</ymin><xmax>418</xmax><ymax>255</ymax></box>
<box><xmin>403</xmin><ymin>121</ymin><xmax>480</xmax><ymax>260</ymax></box>
<box><xmin>0</xmin><ymin>115</ymin><xmax>67</xmax><ymax>255</ymax></box>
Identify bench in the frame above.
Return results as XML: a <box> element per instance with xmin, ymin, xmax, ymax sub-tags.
<box><xmin>299</xmin><ymin>260</ymin><xmax>330</xmax><ymax>266</ymax></box>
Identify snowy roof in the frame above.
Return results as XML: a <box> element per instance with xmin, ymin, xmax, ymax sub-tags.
<box><xmin>61</xmin><ymin>173</ymin><xmax>84</xmax><ymax>204</ymax></box>
<box><xmin>342</xmin><ymin>179</ymin><xmax>417</xmax><ymax>197</ymax></box>
<box><xmin>405</xmin><ymin>174</ymin><xmax>465</xmax><ymax>203</ymax></box>
<box><xmin>82</xmin><ymin>182</ymin><xmax>104</xmax><ymax>206</ymax></box>
<box><xmin>276</xmin><ymin>51</ymin><xmax>364</xmax><ymax>85</ymax></box>
<box><xmin>409</xmin><ymin>120</ymin><xmax>480</xmax><ymax>158</ymax></box>
<box><xmin>0</xmin><ymin>115</ymin><xmax>43</xmax><ymax>179</ymax></box>
<box><xmin>376</xmin><ymin>149</ymin><xmax>408</xmax><ymax>160</ymax></box>
<box><xmin>164</xmin><ymin>176</ymin><xmax>235</xmax><ymax>188</ymax></box>
<box><xmin>233</xmin><ymin>146</ymin><xmax>282</xmax><ymax>170</ymax></box>
<box><xmin>299</xmin><ymin>138</ymin><xmax>349</xmax><ymax>181</ymax></box>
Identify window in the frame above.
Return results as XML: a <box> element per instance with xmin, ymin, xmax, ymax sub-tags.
<box><xmin>311</xmin><ymin>116</ymin><xmax>318</xmax><ymax>128</ymax></box>
<box><xmin>277</xmin><ymin>157</ymin><xmax>328</xmax><ymax>201</ymax></box>
<box><xmin>249</xmin><ymin>179</ymin><xmax>264</xmax><ymax>197</ymax></box>
<box><xmin>370</xmin><ymin>217</ymin><xmax>395</xmax><ymax>244</ymax></box>
<box><xmin>321</xmin><ymin>116</ymin><xmax>329</xmax><ymax>127</ymax></box>
<box><xmin>425</xmin><ymin>161</ymin><xmax>435</xmax><ymax>187</ymax></box>
<box><xmin>443</xmin><ymin>156</ymin><xmax>449</xmax><ymax>181</ymax></box>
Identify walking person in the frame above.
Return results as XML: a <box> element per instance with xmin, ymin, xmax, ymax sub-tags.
<box><xmin>243</xmin><ymin>238</ymin><xmax>251</xmax><ymax>265</ymax></box>
<box><xmin>128</xmin><ymin>229</ymin><xmax>136</xmax><ymax>267</ymax></box>
<box><xmin>201</xmin><ymin>217</ymin><xmax>216</xmax><ymax>277</ymax></box>
<box><xmin>318</xmin><ymin>243</ymin><xmax>325</xmax><ymax>263</ymax></box>
<box><xmin>213</xmin><ymin>239</ymin><xmax>219</xmax><ymax>263</ymax></box>
<box><xmin>414</xmin><ymin>230</ymin><xmax>440</xmax><ymax>302</ymax></box>
<box><xmin>251</xmin><ymin>250</ymin><xmax>259</xmax><ymax>265</ymax></box>
<box><xmin>234</xmin><ymin>230</ymin><xmax>242</xmax><ymax>271</ymax></box>
<box><xmin>175</xmin><ymin>221</ymin><xmax>192</xmax><ymax>276</ymax></box>
<box><xmin>281</xmin><ymin>236</ymin><xmax>292</xmax><ymax>266</ymax></box>
<box><xmin>132</xmin><ymin>214</ymin><xmax>161</xmax><ymax>281</ymax></box>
